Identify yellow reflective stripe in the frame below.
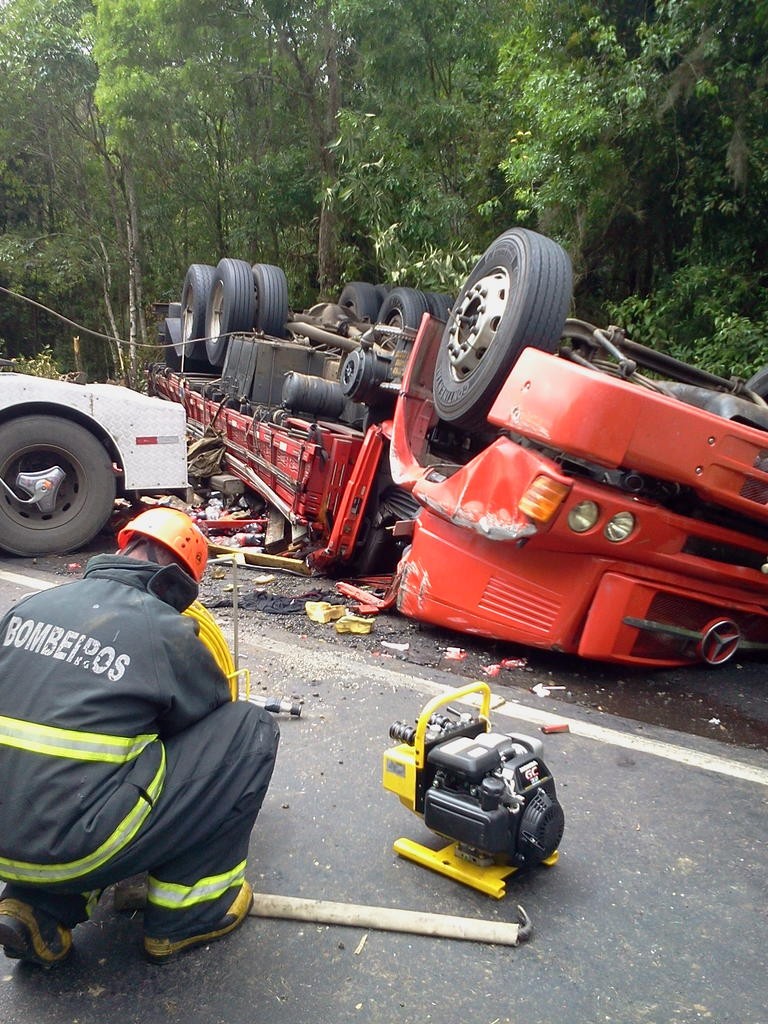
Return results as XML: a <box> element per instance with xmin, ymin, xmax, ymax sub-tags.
<box><xmin>0</xmin><ymin>745</ymin><xmax>166</xmax><ymax>884</ymax></box>
<box><xmin>147</xmin><ymin>860</ymin><xmax>247</xmax><ymax>910</ymax></box>
<box><xmin>0</xmin><ymin>715</ymin><xmax>157</xmax><ymax>763</ymax></box>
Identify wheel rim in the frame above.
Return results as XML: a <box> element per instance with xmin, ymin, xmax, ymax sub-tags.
<box><xmin>181</xmin><ymin>303</ymin><xmax>196</xmax><ymax>352</ymax></box>
<box><xmin>209</xmin><ymin>281</ymin><xmax>224</xmax><ymax>338</ymax></box>
<box><xmin>444</xmin><ymin>267</ymin><xmax>513</xmax><ymax>382</ymax></box>
<box><xmin>1</xmin><ymin>446</ymin><xmax>90</xmax><ymax>532</ymax></box>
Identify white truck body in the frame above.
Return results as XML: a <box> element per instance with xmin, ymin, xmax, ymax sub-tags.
<box><xmin>0</xmin><ymin>373</ymin><xmax>188</xmax><ymax>490</ymax></box>
<box><xmin>0</xmin><ymin>372</ymin><xmax>189</xmax><ymax>556</ymax></box>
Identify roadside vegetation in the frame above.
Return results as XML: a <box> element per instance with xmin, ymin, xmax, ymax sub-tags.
<box><xmin>0</xmin><ymin>0</ymin><xmax>765</xmax><ymax>383</ymax></box>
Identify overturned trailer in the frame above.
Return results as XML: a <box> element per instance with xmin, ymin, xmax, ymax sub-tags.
<box><xmin>148</xmin><ymin>228</ymin><xmax>768</xmax><ymax>668</ymax></box>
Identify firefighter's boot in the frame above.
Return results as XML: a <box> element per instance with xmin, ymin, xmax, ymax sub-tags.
<box><xmin>143</xmin><ymin>880</ymin><xmax>254</xmax><ymax>964</ymax></box>
<box><xmin>0</xmin><ymin>898</ymin><xmax>73</xmax><ymax>968</ymax></box>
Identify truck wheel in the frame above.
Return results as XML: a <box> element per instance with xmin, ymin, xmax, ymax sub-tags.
<box><xmin>378</xmin><ymin>287</ymin><xmax>430</xmax><ymax>330</ymax></box>
<box><xmin>338</xmin><ymin>282</ymin><xmax>383</xmax><ymax>323</ymax></box>
<box><xmin>348</xmin><ymin>485</ymin><xmax>419</xmax><ymax>576</ymax></box>
<box><xmin>252</xmin><ymin>263</ymin><xmax>289</xmax><ymax>338</ymax></box>
<box><xmin>205</xmin><ymin>258</ymin><xmax>257</xmax><ymax>367</ymax></box>
<box><xmin>423</xmin><ymin>292</ymin><xmax>455</xmax><ymax>321</ymax></box>
<box><xmin>163</xmin><ymin>320</ymin><xmax>182</xmax><ymax>370</ymax></box>
<box><xmin>432</xmin><ymin>227</ymin><xmax>573</xmax><ymax>431</ymax></box>
<box><xmin>0</xmin><ymin>416</ymin><xmax>116</xmax><ymax>556</ymax></box>
<box><xmin>180</xmin><ymin>264</ymin><xmax>216</xmax><ymax>361</ymax></box>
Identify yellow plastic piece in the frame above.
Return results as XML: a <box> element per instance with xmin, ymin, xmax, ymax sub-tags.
<box><xmin>393</xmin><ymin>839</ymin><xmax>518</xmax><ymax>899</ymax></box>
<box><xmin>334</xmin><ymin>613</ymin><xmax>374</xmax><ymax>634</ymax></box>
<box><xmin>305</xmin><ymin>601</ymin><xmax>348</xmax><ymax>623</ymax></box>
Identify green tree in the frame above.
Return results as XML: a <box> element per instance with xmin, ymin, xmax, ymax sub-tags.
<box><xmin>330</xmin><ymin>0</ymin><xmax>515</xmax><ymax>288</ymax></box>
<box><xmin>0</xmin><ymin>0</ymin><xmax>135</xmax><ymax>380</ymax></box>
<box><xmin>497</xmin><ymin>0</ymin><xmax>768</xmax><ymax>370</ymax></box>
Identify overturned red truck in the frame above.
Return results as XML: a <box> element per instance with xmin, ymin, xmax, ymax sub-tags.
<box><xmin>148</xmin><ymin>227</ymin><xmax>768</xmax><ymax>668</ymax></box>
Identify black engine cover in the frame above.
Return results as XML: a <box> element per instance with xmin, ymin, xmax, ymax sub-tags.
<box><xmin>423</xmin><ymin>732</ymin><xmax>565</xmax><ymax>865</ymax></box>
<box><xmin>424</xmin><ymin>787</ymin><xmax>510</xmax><ymax>853</ymax></box>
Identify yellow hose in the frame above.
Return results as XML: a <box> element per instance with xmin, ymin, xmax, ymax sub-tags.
<box><xmin>184</xmin><ymin>600</ymin><xmax>249</xmax><ymax>701</ymax></box>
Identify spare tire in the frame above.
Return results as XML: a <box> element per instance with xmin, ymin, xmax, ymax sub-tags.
<box><xmin>252</xmin><ymin>263</ymin><xmax>289</xmax><ymax>338</ymax></box>
<box><xmin>205</xmin><ymin>258</ymin><xmax>256</xmax><ymax>366</ymax></box>
<box><xmin>378</xmin><ymin>287</ymin><xmax>430</xmax><ymax>330</ymax></box>
<box><xmin>179</xmin><ymin>264</ymin><xmax>216</xmax><ymax>361</ymax></box>
<box><xmin>432</xmin><ymin>227</ymin><xmax>572</xmax><ymax>431</ymax></box>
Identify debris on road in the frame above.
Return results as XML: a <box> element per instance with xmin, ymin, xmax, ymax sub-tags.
<box><xmin>335</xmin><ymin>614</ymin><xmax>375</xmax><ymax>635</ymax></box>
<box><xmin>530</xmin><ymin>682</ymin><xmax>567</xmax><ymax>698</ymax></box>
<box><xmin>442</xmin><ymin>647</ymin><xmax>467</xmax><ymax>661</ymax></box>
<box><xmin>305</xmin><ymin>600</ymin><xmax>348</xmax><ymax>623</ymax></box>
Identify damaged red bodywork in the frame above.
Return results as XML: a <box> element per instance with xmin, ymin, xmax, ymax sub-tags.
<box><xmin>390</xmin><ymin>318</ymin><xmax>768</xmax><ymax>666</ymax></box>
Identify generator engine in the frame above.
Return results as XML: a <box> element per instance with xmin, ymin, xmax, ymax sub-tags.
<box><xmin>383</xmin><ymin>682</ymin><xmax>565</xmax><ymax>895</ymax></box>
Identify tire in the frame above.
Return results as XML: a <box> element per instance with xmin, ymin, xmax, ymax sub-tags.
<box><xmin>423</xmin><ymin>292</ymin><xmax>455</xmax><ymax>322</ymax></box>
<box><xmin>180</xmin><ymin>264</ymin><xmax>216</xmax><ymax>361</ymax></box>
<box><xmin>0</xmin><ymin>416</ymin><xmax>116</xmax><ymax>556</ymax></box>
<box><xmin>337</xmin><ymin>282</ymin><xmax>382</xmax><ymax>323</ymax></box>
<box><xmin>205</xmin><ymin>258</ymin><xmax>257</xmax><ymax>367</ymax></box>
<box><xmin>432</xmin><ymin>227</ymin><xmax>573</xmax><ymax>430</ymax></box>
<box><xmin>163</xmin><ymin>318</ymin><xmax>182</xmax><ymax>370</ymax></box>
<box><xmin>163</xmin><ymin>318</ymin><xmax>212</xmax><ymax>373</ymax></box>
<box><xmin>252</xmin><ymin>263</ymin><xmax>289</xmax><ymax>338</ymax></box>
<box><xmin>746</xmin><ymin>366</ymin><xmax>768</xmax><ymax>401</ymax></box>
<box><xmin>347</xmin><ymin>485</ymin><xmax>420</xmax><ymax>576</ymax></box>
<box><xmin>377</xmin><ymin>287</ymin><xmax>430</xmax><ymax>330</ymax></box>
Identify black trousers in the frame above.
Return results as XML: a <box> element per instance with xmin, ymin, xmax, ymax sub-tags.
<box><xmin>1</xmin><ymin>702</ymin><xmax>279</xmax><ymax>940</ymax></box>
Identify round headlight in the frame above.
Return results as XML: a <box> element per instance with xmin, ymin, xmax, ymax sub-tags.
<box><xmin>604</xmin><ymin>510</ymin><xmax>636</xmax><ymax>542</ymax></box>
<box><xmin>567</xmin><ymin>500</ymin><xmax>599</xmax><ymax>533</ymax></box>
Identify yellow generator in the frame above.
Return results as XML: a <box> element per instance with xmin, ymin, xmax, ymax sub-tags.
<box><xmin>382</xmin><ymin>682</ymin><xmax>564</xmax><ymax>898</ymax></box>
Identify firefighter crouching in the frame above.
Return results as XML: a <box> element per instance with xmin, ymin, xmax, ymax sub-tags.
<box><xmin>0</xmin><ymin>508</ymin><xmax>279</xmax><ymax>966</ymax></box>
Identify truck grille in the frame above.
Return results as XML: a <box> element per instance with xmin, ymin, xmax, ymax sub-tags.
<box><xmin>629</xmin><ymin>592</ymin><xmax>768</xmax><ymax>660</ymax></box>
<box><xmin>478</xmin><ymin>576</ymin><xmax>561</xmax><ymax>636</ymax></box>
<box><xmin>740</xmin><ymin>450</ymin><xmax>768</xmax><ymax>505</ymax></box>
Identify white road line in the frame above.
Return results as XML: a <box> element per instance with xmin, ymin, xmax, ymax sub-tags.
<box><xmin>0</xmin><ymin>569</ymin><xmax>55</xmax><ymax>590</ymax></box>
<box><xmin>489</xmin><ymin>698</ymin><xmax>768</xmax><ymax>788</ymax></box>
<box><xmin>1</xmin><ymin>566</ymin><xmax>766</xmax><ymax>787</ymax></box>
<box><xmin>254</xmin><ymin>636</ymin><xmax>768</xmax><ymax>789</ymax></box>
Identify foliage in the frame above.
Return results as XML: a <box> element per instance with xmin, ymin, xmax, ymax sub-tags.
<box><xmin>0</xmin><ymin>0</ymin><xmax>766</xmax><ymax>380</ymax></box>
<box><xmin>6</xmin><ymin>345</ymin><xmax>63</xmax><ymax>379</ymax></box>
<box><xmin>497</xmin><ymin>0</ymin><xmax>768</xmax><ymax>359</ymax></box>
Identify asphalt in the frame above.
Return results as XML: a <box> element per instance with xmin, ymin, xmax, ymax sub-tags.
<box><xmin>0</xmin><ymin>570</ymin><xmax>766</xmax><ymax>1024</ymax></box>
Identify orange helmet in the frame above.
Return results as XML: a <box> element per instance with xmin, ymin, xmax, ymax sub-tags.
<box><xmin>117</xmin><ymin>508</ymin><xmax>208</xmax><ymax>582</ymax></box>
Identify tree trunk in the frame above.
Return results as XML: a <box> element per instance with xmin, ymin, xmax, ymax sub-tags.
<box><xmin>95</xmin><ymin>236</ymin><xmax>126</xmax><ymax>382</ymax></box>
<box><xmin>123</xmin><ymin>162</ymin><xmax>147</xmax><ymax>386</ymax></box>
<box><xmin>316</xmin><ymin>15</ymin><xmax>341</xmax><ymax>297</ymax></box>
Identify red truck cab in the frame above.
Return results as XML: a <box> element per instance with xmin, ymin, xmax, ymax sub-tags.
<box><xmin>391</xmin><ymin>317</ymin><xmax>768</xmax><ymax>666</ymax></box>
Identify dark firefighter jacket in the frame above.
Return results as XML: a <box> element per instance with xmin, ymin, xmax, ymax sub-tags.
<box><xmin>0</xmin><ymin>555</ymin><xmax>231</xmax><ymax>886</ymax></box>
